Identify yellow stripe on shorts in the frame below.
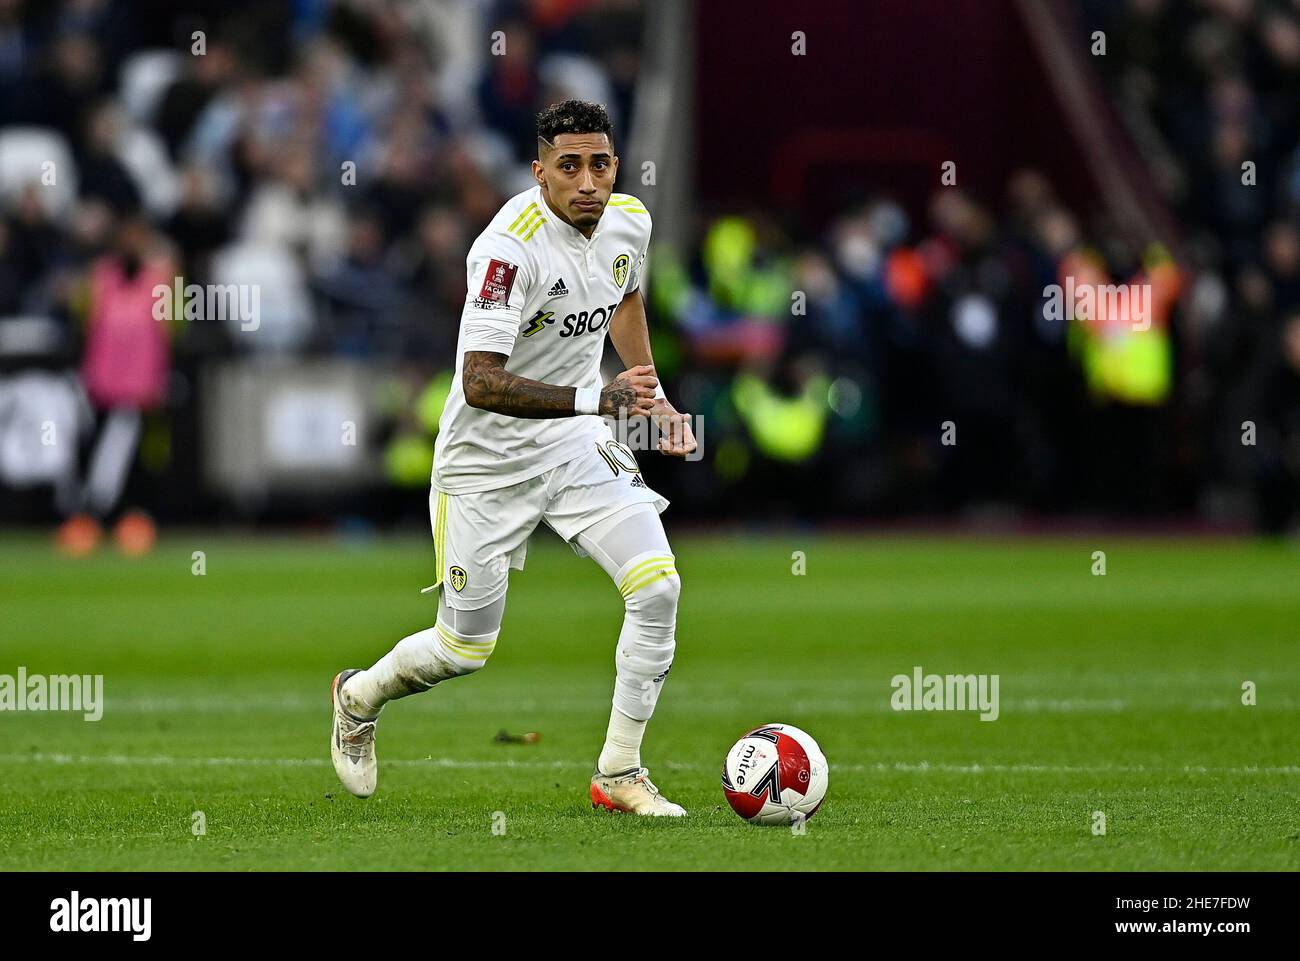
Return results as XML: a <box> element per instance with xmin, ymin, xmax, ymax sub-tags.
<box><xmin>433</xmin><ymin>492</ymin><xmax>448</xmax><ymax>587</ymax></box>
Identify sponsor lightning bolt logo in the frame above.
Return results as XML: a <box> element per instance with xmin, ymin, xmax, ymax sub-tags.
<box><xmin>521</xmin><ymin>309</ymin><xmax>555</xmax><ymax>337</ymax></box>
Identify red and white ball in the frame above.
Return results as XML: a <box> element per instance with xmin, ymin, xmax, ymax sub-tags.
<box><xmin>722</xmin><ymin>723</ymin><xmax>828</xmax><ymax>825</ymax></box>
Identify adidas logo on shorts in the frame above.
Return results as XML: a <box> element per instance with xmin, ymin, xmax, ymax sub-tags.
<box><xmin>547</xmin><ymin>278</ymin><xmax>569</xmax><ymax>298</ymax></box>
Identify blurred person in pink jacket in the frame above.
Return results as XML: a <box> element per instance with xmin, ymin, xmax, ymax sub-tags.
<box><xmin>58</xmin><ymin>213</ymin><xmax>173</xmax><ymax>557</ymax></box>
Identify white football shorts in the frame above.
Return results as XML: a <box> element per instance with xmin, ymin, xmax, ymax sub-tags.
<box><xmin>424</xmin><ymin>438</ymin><xmax>668</xmax><ymax>610</ymax></box>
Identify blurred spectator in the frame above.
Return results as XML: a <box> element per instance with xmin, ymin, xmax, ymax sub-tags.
<box><xmin>56</xmin><ymin>211</ymin><xmax>172</xmax><ymax>554</ymax></box>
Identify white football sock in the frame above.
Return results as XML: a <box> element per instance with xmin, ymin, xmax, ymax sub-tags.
<box><xmin>598</xmin><ymin>706</ymin><xmax>647</xmax><ymax>776</ymax></box>
<box><xmin>575</xmin><ymin>504</ymin><xmax>681</xmax><ymax>772</ymax></box>
<box><xmin>342</xmin><ymin>594</ymin><xmax>504</xmax><ymax>719</ymax></box>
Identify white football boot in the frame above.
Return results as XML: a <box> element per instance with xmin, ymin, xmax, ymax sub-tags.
<box><xmin>330</xmin><ymin>669</ymin><xmax>378</xmax><ymax>798</ymax></box>
<box><xmin>590</xmin><ymin>767</ymin><xmax>686</xmax><ymax>816</ymax></box>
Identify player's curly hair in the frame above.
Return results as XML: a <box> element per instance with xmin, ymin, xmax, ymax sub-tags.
<box><xmin>536</xmin><ymin>99</ymin><xmax>613</xmax><ymax>147</ymax></box>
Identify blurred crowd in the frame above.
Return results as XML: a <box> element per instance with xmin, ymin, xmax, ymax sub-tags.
<box><xmin>655</xmin><ymin>0</ymin><xmax>1300</xmax><ymax>529</ymax></box>
<box><xmin>0</xmin><ymin>0</ymin><xmax>647</xmax><ymax>538</ymax></box>
<box><xmin>0</xmin><ymin>0</ymin><xmax>1296</xmax><ymax>534</ymax></box>
<box><xmin>1087</xmin><ymin>0</ymin><xmax>1300</xmax><ymax>529</ymax></box>
<box><xmin>0</xmin><ymin>0</ymin><xmax>643</xmax><ymax>357</ymax></box>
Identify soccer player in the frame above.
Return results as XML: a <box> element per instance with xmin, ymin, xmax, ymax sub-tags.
<box><xmin>329</xmin><ymin>100</ymin><xmax>696</xmax><ymax>815</ymax></box>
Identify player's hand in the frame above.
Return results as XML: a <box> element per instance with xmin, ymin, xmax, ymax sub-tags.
<box><xmin>651</xmin><ymin>399</ymin><xmax>697</xmax><ymax>457</ymax></box>
<box><xmin>600</xmin><ymin>365</ymin><xmax>658</xmax><ymax>418</ymax></box>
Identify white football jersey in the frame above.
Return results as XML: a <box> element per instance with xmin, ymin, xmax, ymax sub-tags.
<box><xmin>433</xmin><ymin>185</ymin><xmax>652</xmax><ymax>493</ymax></box>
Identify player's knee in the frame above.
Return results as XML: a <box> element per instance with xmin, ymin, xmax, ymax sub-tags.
<box><xmin>623</xmin><ymin>559</ymin><xmax>680</xmax><ymax>619</ymax></box>
<box><xmin>644</xmin><ymin>566</ymin><xmax>680</xmax><ymax>609</ymax></box>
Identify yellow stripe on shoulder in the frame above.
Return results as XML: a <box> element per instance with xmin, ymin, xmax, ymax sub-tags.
<box><xmin>504</xmin><ymin>206</ymin><xmax>546</xmax><ymax>240</ymax></box>
<box><xmin>505</xmin><ymin>203</ymin><xmax>547</xmax><ymax>240</ymax></box>
<box><xmin>609</xmin><ymin>194</ymin><xmax>647</xmax><ymax>209</ymax></box>
<box><xmin>507</xmin><ymin>202</ymin><xmax>539</xmax><ymax>232</ymax></box>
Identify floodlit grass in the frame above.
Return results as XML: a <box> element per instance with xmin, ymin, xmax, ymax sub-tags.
<box><xmin>1</xmin><ymin>532</ymin><xmax>1296</xmax><ymax>870</ymax></box>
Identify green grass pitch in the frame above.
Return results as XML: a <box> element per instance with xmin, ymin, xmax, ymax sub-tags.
<box><xmin>1</xmin><ymin>531</ymin><xmax>1297</xmax><ymax>871</ymax></box>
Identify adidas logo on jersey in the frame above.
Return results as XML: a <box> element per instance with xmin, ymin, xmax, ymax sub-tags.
<box><xmin>629</xmin><ymin>474</ymin><xmax>646</xmax><ymax>488</ymax></box>
<box><xmin>547</xmin><ymin>278</ymin><xmax>569</xmax><ymax>298</ymax></box>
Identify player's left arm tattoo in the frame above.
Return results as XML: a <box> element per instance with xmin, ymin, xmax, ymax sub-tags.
<box><xmin>461</xmin><ymin>351</ymin><xmax>580</xmax><ymax>418</ymax></box>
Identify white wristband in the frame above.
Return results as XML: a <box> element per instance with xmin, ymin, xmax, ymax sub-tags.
<box><xmin>653</xmin><ymin>382</ymin><xmax>667</xmax><ymax>401</ymax></box>
<box><xmin>574</xmin><ymin>386</ymin><xmax>601</xmax><ymax>415</ymax></box>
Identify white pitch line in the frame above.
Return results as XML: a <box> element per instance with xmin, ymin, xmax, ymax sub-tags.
<box><xmin>2</xmin><ymin>753</ymin><xmax>1297</xmax><ymax>776</ymax></box>
<box><xmin>0</xmin><ymin>752</ymin><xmax>581</xmax><ymax>770</ymax></box>
<box><xmin>842</xmin><ymin>761</ymin><xmax>1300</xmax><ymax>775</ymax></box>
<box><xmin>84</xmin><ymin>695</ymin><xmax>1300</xmax><ymax>715</ymax></box>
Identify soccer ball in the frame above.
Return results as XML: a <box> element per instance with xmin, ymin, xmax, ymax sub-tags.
<box><xmin>722</xmin><ymin>723</ymin><xmax>828</xmax><ymax>825</ymax></box>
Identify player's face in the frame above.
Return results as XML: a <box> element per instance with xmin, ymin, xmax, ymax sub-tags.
<box><xmin>534</xmin><ymin>133</ymin><xmax>618</xmax><ymax>232</ymax></box>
